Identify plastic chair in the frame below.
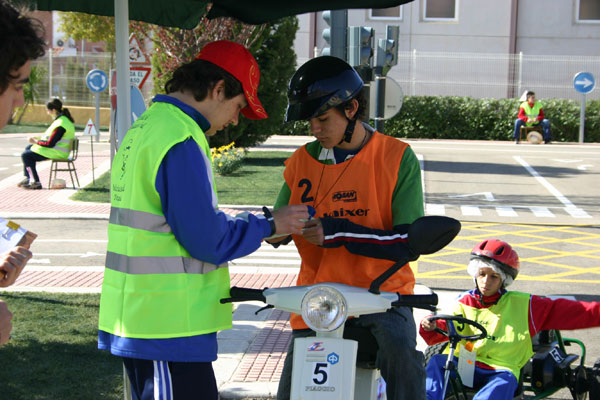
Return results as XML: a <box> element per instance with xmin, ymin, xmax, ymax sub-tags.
<box><xmin>48</xmin><ymin>137</ymin><xmax>80</xmax><ymax>188</ymax></box>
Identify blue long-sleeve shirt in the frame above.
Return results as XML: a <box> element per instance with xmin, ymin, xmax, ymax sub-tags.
<box><xmin>157</xmin><ymin>140</ymin><xmax>270</xmax><ymax>265</ymax></box>
<box><xmin>98</xmin><ymin>95</ymin><xmax>271</xmax><ymax>362</ymax></box>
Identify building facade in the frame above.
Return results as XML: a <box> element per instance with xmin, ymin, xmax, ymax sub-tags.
<box><xmin>293</xmin><ymin>0</ymin><xmax>600</xmax><ymax>100</ymax></box>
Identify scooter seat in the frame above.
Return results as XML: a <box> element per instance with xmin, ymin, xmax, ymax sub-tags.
<box><xmin>343</xmin><ymin>325</ymin><xmax>379</xmax><ymax>369</ymax></box>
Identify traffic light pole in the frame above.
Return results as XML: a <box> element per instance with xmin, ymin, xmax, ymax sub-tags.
<box><xmin>374</xmin><ymin>66</ymin><xmax>386</xmax><ymax>133</ymax></box>
<box><xmin>373</xmin><ymin>26</ymin><xmax>399</xmax><ymax>133</ymax></box>
<box><xmin>322</xmin><ymin>10</ymin><xmax>348</xmax><ymax>60</ymax></box>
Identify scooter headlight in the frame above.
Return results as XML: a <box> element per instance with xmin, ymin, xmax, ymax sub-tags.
<box><xmin>301</xmin><ymin>286</ymin><xmax>347</xmax><ymax>332</ymax></box>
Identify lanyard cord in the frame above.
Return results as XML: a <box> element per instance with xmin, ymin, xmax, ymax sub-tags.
<box><xmin>312</xmin><ymin>131</ymin><xmax>371</xmax><ymax>210</ymax></box>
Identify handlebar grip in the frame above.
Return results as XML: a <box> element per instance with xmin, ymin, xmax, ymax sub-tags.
<box><xmin>391</xmin><ymin>293</ymin><xmax>438</xmax><ymax>309</ymax></box>
<box><xmin>220</xmin><ymin>286</ymin><xmax>266</xmax><ymax>304</ymax></box>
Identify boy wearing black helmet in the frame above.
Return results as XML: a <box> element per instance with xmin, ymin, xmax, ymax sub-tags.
<box><xmin>421</xmin><ymin>239</ymin><xmax>600</xmax><ymax>400</ymax></box>
<box><xmin>271</xmin><ymin>56</ymin><xmax>425</xmax><ymax>399</ymax></box>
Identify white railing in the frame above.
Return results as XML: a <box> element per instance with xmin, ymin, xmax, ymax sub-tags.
<box><xmin>30</xmin><ymin>50</ymin><xmax>600</xmax><ymax>108</ymax></box>
<box><xmin>389</xmin><ymin>50</ymin><xmax>600</xmax><ymax>101</ymax></box>
<box><xmin>32</xmin><ymin>50</ymin><xmax>114</xmax><ymax>108</ymax></box>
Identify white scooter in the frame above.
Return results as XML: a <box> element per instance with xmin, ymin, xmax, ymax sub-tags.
<box><xmin>221</xmin><ymin>215</ymin><xmax>461</xmax><ymax>400</ymax></box>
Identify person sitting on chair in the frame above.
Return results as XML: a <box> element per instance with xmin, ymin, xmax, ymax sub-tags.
<box><xmin>513</xmin><ymin>91</ymin><xmax>551</xmax><ymax>144</ymax></box>
<box><xmin>18</xmin><ymin>98</ymin><xmax>75</xmax><ymax>190</ymax></box>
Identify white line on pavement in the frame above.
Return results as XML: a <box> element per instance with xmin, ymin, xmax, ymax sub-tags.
<box><xmin>514</xmin><ymin>156</ymin><xmax>575</xmax><ymax>207</ymax></box>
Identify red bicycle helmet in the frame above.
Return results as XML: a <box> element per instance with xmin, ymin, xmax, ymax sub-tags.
<box><xmin>470</xmin><ymin>239</ymin><xmax>520</xmax><ymax>280</ymax></box>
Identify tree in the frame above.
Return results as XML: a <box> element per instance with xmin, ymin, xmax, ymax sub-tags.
<box><xmin>58</xmin><ymin>12</ymin><xmax>117</xmax><ymax>52</ymax></box>
<box><xmin>55</xmin><ymin>9</ymin><xmax>300</xmax><ymax>148</ymax></box>
<box><xmin>12</xmin><ymin>65</ymin><xmax>44</xmax><ymax>124</ymax></box>
<box><xmin>140</xmin><ymin>15</ymin><xmax>300</xmax><ymax>149</ymax></box>
<box><xmin>140</xmin><ymin>18</ymin><xmax>267</xmax><ymax>95</ymax></box>
<box><xmin>218</xmin><ymin>17</ymin><xmax>299</xmax><ymax>148</ymax></box>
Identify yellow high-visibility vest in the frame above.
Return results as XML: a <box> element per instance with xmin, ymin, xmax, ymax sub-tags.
<box><xmin>31</xmin><ymin>115</ymin><xmax>74</xmax><ymax>159</ymax></box>
<box><xmin>447</xmin><ymin>291</ymin><xmax>533</xmax><ymax>379</ymax></box>
<box><xmin>520</xmin><ymin>101</ymin><xmax>543</xmax><ymax>127</ymax></box>
<box><xmin>98</xmin><ymin>102</ymin><xmax>232</xmax><ymax>339</ymax></box>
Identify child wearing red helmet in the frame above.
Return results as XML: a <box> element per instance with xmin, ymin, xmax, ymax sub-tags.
<box><xmin>420</xmin><ymin>239</ymin><xmax>600</xmax><ymax>400</ymax></box>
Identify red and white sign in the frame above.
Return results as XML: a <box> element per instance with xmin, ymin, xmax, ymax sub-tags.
<box><xmin>129</xmin><ymin>34</ymin><xmax>151</xmax><ymax>66</ymax></box>
<box><xmin>129</xmin><ymin>67</ymin><xmax>151</xmax><ymax>89</ymax></box>
<box><xmin>83</xmin><ymin>118</ymin><xmax>98</xmax><ymax>136</ymax></box>
<box><xmin>110</xmin><ymin>67</ymin><xmax>151</xmax><ymax>108</ymax></box>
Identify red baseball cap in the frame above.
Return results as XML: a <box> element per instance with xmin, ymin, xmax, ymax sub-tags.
<box><xmin>196</xmin><ymin>40</ymin><xmax>268</xmax><ymax>120</ymax></box>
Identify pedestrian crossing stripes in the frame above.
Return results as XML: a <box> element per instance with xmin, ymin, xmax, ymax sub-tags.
<box><xmin>426</xmin><ymin>203</ymin><xmax>592</xmax><ymax>219</ymax></box>
<box><xmin>231</xmin><ymin>242</ymin><xmax>301</xmax><ymax>270</ymax></box>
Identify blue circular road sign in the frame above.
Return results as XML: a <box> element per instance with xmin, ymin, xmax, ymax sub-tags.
<box><xmin>86</xmin><ymin>69</ymin><xmax>108</xmax><ymax>93</ymax></box>
<box><xmin>573</xmin><ymin>71</ymin><xmax>595</xmax><ymax>94</ymax></box>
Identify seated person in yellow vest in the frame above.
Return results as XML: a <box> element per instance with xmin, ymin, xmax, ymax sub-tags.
<box><xmin>420</xmin><ymin>239</ymin><xmax>600</xmax><ymax>400</ymax></box>
<box><xmin>513</xmin><ymin>91</ymin><xmax>551</xmax><ymax>144</ymax></box>
<box><xmin>97</xmin><ymin>40</ymin><xmax>310</xmax><ymax>400</ymax></box>
<box><xmin>270</xmin><ymin>56</ymin><xmax>426</xmax><ymax>400</ymax></box>
<box><xmin>18</xmin><ymin>98</ymin><xmax>74</xmax><ymax>190</ymax></box>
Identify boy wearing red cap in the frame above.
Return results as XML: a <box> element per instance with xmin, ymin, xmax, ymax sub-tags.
<box><xmin>420</xmin><ymin>239</ymin><xmax>600</xmax><ymax>400</ymax></box>
<box><xmin>98</xmin><ymin>40</ymin><xmax>309</xmax><ymax>400</ymax></box>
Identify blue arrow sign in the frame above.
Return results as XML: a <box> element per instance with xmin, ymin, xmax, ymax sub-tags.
<box><xmin>86</xmin><ymin>69</ymin><xmax>108</xmax><ymax>93</ymax></box>
<box><xmin>573</xmin><ymin>71</ymin><xmax>595</xmax><ymax>94</ymax></box>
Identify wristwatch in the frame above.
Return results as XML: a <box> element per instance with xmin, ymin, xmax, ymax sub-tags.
<box><xmin>262</xmin><ymin>206</ymin><xmax>276</xmax><ymax>237</ymax></box>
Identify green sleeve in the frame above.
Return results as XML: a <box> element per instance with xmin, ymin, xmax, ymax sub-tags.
<box><xmin>273</xmin><ymin>181</ymin><xmax>291</xmax><ymax>210</ymax></box>
<box><xmin>391</xmin><ymin>145</ymin><xmax>424</xmax><ymax>226</ymax></box>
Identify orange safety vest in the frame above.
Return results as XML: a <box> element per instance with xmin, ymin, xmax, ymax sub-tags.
<box><xmin>284</xmin><ymin>131</ymin><xmax>415</xmax><ymax>329</ymax></box>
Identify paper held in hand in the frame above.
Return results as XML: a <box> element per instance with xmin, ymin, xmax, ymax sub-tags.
<box><xmin>0</xmin><ymin>217</ymin><xmax>37</xmax><ymax>253</ymax></box>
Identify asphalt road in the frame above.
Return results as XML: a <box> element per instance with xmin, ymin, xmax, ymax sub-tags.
<box><xmin>2</xmin><ymin>134</ymin><xmax>599</xmax><ymax>399</ymax></box>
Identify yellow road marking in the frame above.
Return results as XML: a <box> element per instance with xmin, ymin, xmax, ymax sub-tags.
<box><xmin>411</xmin><ymin>222</ymin><xmax>600</xmax><ymax>284</ymax></box>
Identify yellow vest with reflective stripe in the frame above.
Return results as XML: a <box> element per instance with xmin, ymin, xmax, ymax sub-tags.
<box><xmin>520</xmin><ymin>101</ymin><xmax>543</xmax><ymax>127</ymax></box>
<box><xmin>98</xmin><ymin>101</ymin><xmax>232</xmax><ymax>339</ymax></box>
<box><xmin>31</xmin><ymin>115</ymin><xmax>74</xmax><ymax>159</ymax></box>
<box><xmin>450</xmin><ymin>291</ymin><xmax>533</xmax><ymax>379</ymax></box>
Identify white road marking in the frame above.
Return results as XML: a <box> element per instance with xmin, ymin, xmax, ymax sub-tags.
<box><xmin>425</xmin><ymin>203</ymin><xmax>592</xmax><ymax>219</ymax></box>
<box><xmin>29</xmin><ymin>258</ymin><xmax>51</xmax><ymax>264</ymax></box>
<box><xmin>230</xmin><ymin>258</ymin><xmax>300</xmax><ymax>266</ymax></box>
<box><xmin>552</xmin><ymin>159</ymin><xmax>583</xmax><ymax>163</ymax></box>
<box><xmin>461</xmin><ymin>206</ymin><xmax>482</xmax><ymax>216</ymax></box>
<box><xmin>515</xmin><ymin>156</ymin><xmax>591</xmax><ymax>218</ymax></box>
<box><xmin>564</xmin><ymin>207</ymin><xmax>591</xmax><ymax>218</ymax></box>
<box><xmin>449</xmin><ymin>192</ymin><xmax>496</xmax><ymax>201</ymax></box>
<box><xmin>530</xmin><ymin>207</ymin><xmax>555</xmax><ymax>218</ymax></box>
<box><xmin>426</xmin><ymin>203</ymin><xmax>446</xmax><ymax>215</ymax></box>
<box><xmin>514</xmin><ymin>156</ymin><xmax>576</xmax><ymax>208</ymax></box>
<box><xmin>418</xmin><ymin>153</ymin><xmax>591</xmax><ymax>220</ymax></box>
<box><xmin>30</xmin><ymin>252</ymin><xmax>105</xmax><ymax>257</ymax></box>
<box><xmin>495</xmin><ymin>207</ymin><xmax>518</xmax><ymax>217</ymax></box>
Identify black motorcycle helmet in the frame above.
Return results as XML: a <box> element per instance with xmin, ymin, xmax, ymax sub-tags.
<box><xmin>285</xmin><ymin>56</ymin><xmax>364</xmax><ymax>123</ymax></box>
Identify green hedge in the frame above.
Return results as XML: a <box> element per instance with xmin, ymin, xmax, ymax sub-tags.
<box><xmin>282</xmin><ymin>96</ymin><xmax>600</xmax><ymax>143</ymax></box>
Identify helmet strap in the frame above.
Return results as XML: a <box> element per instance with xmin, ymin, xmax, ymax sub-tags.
<box><xmin>340</xmin><ymin>118</ymin><xmax>357</xmax><ymax>144</ymax></box>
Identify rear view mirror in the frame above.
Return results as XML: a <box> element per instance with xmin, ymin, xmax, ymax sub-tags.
<box><xmin>369</xmin><ymin>216</ymin><xmax>461</xmax><ymax>294</ymax></box>
<box><xmin>408</xmin><ymin>216</ymin><xmax>461</xmax><ymax>255</ymax></box>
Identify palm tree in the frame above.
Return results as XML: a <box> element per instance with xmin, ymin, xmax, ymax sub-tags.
<box><xmin>13</xmin><ymin>65</ymin><xmax>44</xmax><ymax>125</ymax></box>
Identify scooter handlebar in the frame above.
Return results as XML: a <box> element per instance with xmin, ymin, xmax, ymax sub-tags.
<box><xmin>220</xmin><ymin>286</ymin><xmax>266</xmax><ymax>304</ymax></box>
<box><xmin>391</xmin><ymin>293</ymin><xmax>438</xmax><ymax>311</ymax></box>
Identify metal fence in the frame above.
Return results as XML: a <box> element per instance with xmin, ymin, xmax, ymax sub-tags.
<box><xmin>29</xmin><ymin>50</ymin><xmax>600</xmax><ymax>108</ymax></box>
<box><xmin>31</xmin><ymin>50</ymin><xmax>114</xmax><ymax>108</ymax></box>
<box><xmin>389</xmin><ymin>51</ymin><xmax>600</xmax><ymax>101</ymax></box>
